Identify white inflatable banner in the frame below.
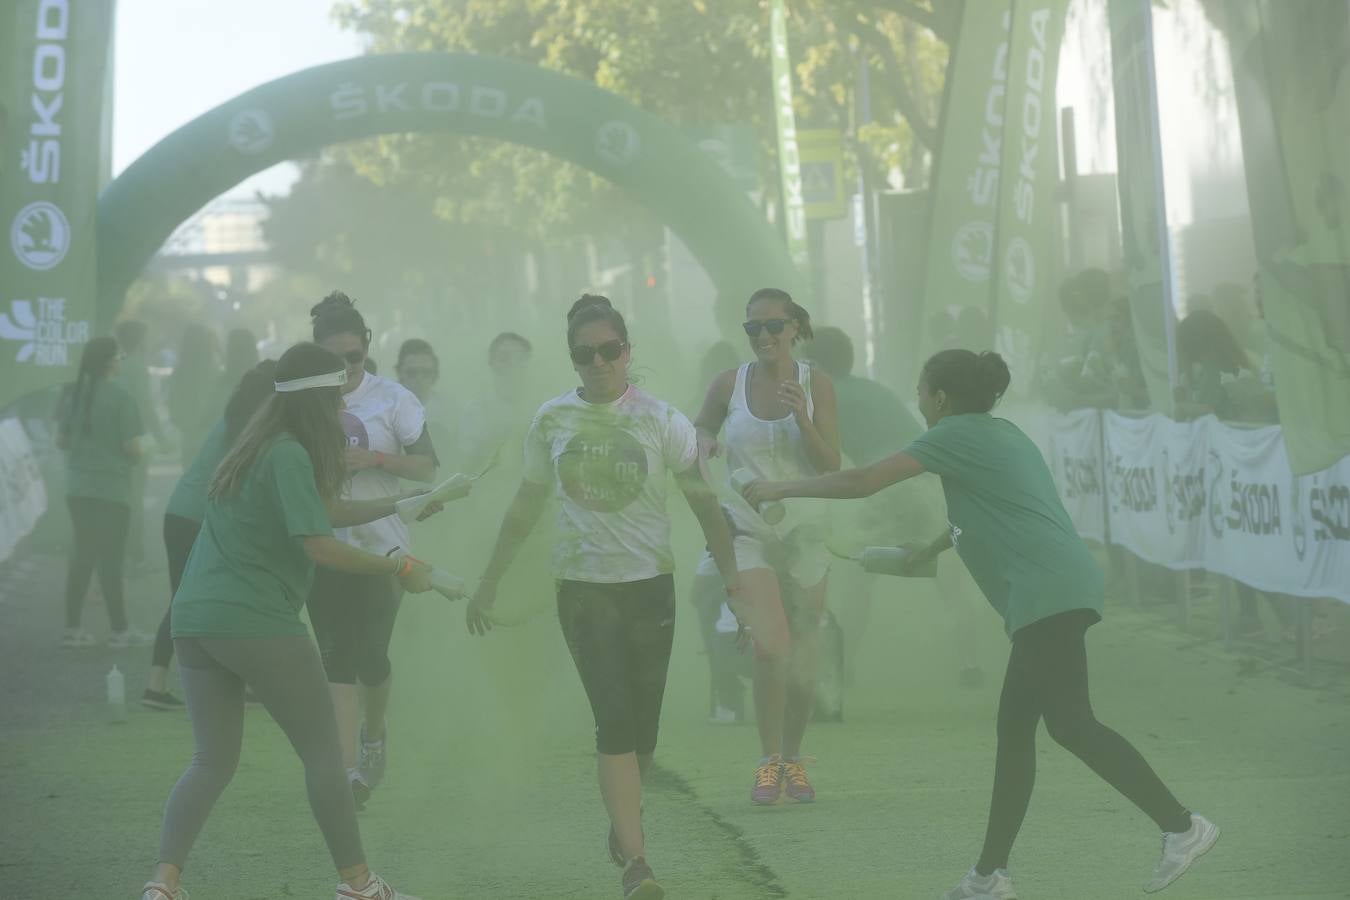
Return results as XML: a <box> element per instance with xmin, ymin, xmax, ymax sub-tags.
<box><xmin>1051</xmin><ymin>411</ymin><xmax>1350</xmax><ymax>604</ymax></box>
<box><xmin>0</xmin><ymin>417</ymin><xmax>46</xmax><ymax>563</ymax></box>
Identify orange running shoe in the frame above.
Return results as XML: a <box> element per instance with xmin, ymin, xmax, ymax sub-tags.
<box><xmin>751</xmin><ymin>754</ymin><xmax>784</xmax><ymax>805</ymax></box>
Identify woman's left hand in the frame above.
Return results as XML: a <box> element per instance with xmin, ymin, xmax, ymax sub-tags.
<box><xmin>777</xmin><ymin>380</ymin><xmax>809</xmax><ymax>418</ymax></box>
<box><xmin>346</xmin><ymin>446</ymin><xmax>380</xmax><ymax>471</ymax></box>
<box><xmin>740</xmin><ymin>478</ymin><xmax>782</xmax><ymax>507</ymax></box>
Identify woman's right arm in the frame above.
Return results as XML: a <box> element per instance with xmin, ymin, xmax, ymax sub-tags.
<box><xmin>302</xmin><ymin>535</ymin><xmax>433</xmax><ymax>593</ymax></box>
<box><xmin>466</xmin><ymin>478</ymin><xmax>551</xmax><ymax>635</ymax></box>
<box><xmin>693</xmin><ymin>370</ymin><xmax>735</xmax><ymax>458</ymax></box>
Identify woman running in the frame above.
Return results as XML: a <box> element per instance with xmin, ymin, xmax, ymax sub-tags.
<box><xmin>57</xmin><ymin>336</ymin><xmax>150</xmax><ymax>648</ymax></box>
<box><xmin>308</xmin><ymin>292</ymin><xmax>440</xmax><ymax>809</ymax></box>
<box><xmin>742</xmin><ymin>349</ymin><xmax>1219</xmax><ymax>899</ymax></box>
<box><xmin>139</xmin><ymin>343</ymin><xmax>446</xmax><ymax>900</ymax></box>
<box><xmin>142</xmin><ymin>361</ymin><xmax>276</xmax><ymax>710</ymax></box>
<box><xmin>693</xmin><ymin>287</ymin><xmax>840</xmax><ymax>805</ymax></box>
<box><xmin>466</xmin><ymin>294</ymin><xmax>739</xmax><ymax>900</ymax></box>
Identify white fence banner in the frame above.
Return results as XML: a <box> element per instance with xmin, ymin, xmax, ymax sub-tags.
<box><xmin>0</xmin><ymin>417</ymin><xmax>46</xmax><ymax>562</ymax></box>
<box><xmin>1048</xmin><ymin>410</ymin><xmax>1350</xmax><ymax>604</ymax></box>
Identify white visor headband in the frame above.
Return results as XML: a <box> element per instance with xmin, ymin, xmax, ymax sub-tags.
<box><xmin>274</xmin><ymin>369</ymin><xmax>347</xmax><ymax>393</ymax></box>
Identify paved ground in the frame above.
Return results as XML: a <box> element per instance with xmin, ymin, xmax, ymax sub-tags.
<box><xmin>2</xmin><ymin>466</ymin><xmax>1348</xmax><ymax>899</ymax></box>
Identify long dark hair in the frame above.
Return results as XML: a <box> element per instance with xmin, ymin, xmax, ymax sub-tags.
<box><xmin>312</xmin><ymin>291</ymin><xmax>371</xmax><ymax>346</ymax></box>
<box><xmin>1177</xmin><ymin>309</ymin><xmax>1250</xmax><ymax>375</ymax></box>
<box><xmin>209</xmin><ymin>344</ymin><xmax>346</xmax><ymax>502</ymax></box>
<box><xmin>60</xmin><ymin>336</ymin><xmax>120</xmax><ymax>439</ymax></box>
<box><xmin>922</xmin><ymin>349</ymin><xmax>1011</xmax><ymax>414</ymax></box>
<box><xmin>223</xmin><ymin>359</ymin><xmax>279</xmax><ymax>444</ymax></box>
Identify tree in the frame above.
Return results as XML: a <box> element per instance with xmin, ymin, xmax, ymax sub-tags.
<box><xmin>323</xmin><ymin>0</ymin><xmax>953</xmax><ymax>239</ymax></box>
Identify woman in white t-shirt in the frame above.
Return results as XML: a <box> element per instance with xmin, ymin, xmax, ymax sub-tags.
<box><xmin>307</xmin><ymin>292</ymin><xmax>442</xmax><ymax>811</ymax></box>
<box><xmin>467</xmin><ymin>295</ymin><xmax>739</xmax><ymax>900</ymax></box>
<box><xmin>694</xmin><ymin>288</ymin><xmax>841</xmax><ymax>807</ymax></box>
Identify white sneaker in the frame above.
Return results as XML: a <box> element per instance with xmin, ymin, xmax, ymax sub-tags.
<box><xmin>1145</xmin><ymin>813</ymin><xmax>1220</xmax><ymax>893</ymax></box>
<box><xmin>107</xmin><ymin>628</ymin><xmax>154</xmax><ymax>649</ymax></box>
<box><xmin>336</xmin><ymin>872</ymin><xmax>420</xmax><ymax>900</ymax></box>
<box><xmin>944</xmin><ymin>866</ymin><xmax>1017</xmax><ymax>899</ymax></box>
<box><xmin>708</xmin><ymin>704</ymin><xmax>740</xmax><ymax>725</ymax></box>
<box><xmin>61</xmin><ymin>629</ymin><xmax>96</xmax><ymax>649</ymax></box>
<box><xmin>141</xmin><ymin>881</ymin><xmax>188</xmax><ymax>899</ymax></box>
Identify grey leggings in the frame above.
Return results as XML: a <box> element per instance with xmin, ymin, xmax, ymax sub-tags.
<box><xmin>159</xmin><ymin>636</ymin><xmax>365</xmax><ymax>871</ymax></box>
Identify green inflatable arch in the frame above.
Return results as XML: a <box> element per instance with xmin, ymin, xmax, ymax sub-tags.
<box><xmin>97</xmin><ymin>52</ymin><xmax>802</xmax><ymax>326</ymax></box>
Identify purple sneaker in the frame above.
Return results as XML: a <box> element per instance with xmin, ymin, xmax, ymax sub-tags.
<box><xmin>782</xmin><ymin>757</ymin><xmax>815</xmax><ymax>802</ymax></box>
<box><xmin>751</xmin><ymin>755</ymin><xmax>784</xmax><ymax>805</ymax></box>
<box><xmin>621</xmin><ymin>857</ymin><xmax>663</xmax><ymax>899</ymax></box>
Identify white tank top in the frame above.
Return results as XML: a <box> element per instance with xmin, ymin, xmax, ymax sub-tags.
<box><xmin>722</xmin><ymin>361</ymin><xmax>822</xmax><ymax>537</ymax></box>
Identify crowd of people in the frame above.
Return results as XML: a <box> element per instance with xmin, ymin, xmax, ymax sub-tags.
<box><xmin>47</xmin><ymin>286</ymin><xmax>1222</xmax><ymax>900</ymax></box>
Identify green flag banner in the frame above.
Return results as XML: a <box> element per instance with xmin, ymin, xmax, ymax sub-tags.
<box><xmin>991</xmin><ymin>1</ymin><xmax>1069</xmax><ymax>387</ymax></box>
<box><xmin>0</xmin><ymin>0</ymin><xmax>114</xmax><ymax>410</ymax></box>
<box><xmin>918</xmin><ymin>0</ymin><xmax>1012</xmax><ymax>379</ymax></box>
<box><xmin>1219</xmin><ymin>0</ymin><xmax>1350</xmax><ymax>474</ymax></box>
<box><xmin>769</xmin><ymin>0</ymin><xmax>811</xmax><ymax>277</ymax></box>
<box><xmin>1107</xmin><ymin>0</ymin><xmax>1178</xmax><ymax>415</ymax></box>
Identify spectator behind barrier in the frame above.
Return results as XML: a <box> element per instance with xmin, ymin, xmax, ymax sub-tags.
<box><xmin>1175</xmin><ymin>309</ymin><xmax>1277</xmax><ymax>423</ymax></box>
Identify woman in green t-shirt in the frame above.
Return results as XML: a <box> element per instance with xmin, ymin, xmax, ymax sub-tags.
<box><xmin>743</xmin><ymin>350</ymin><xmax>1219</xmax><ymax>899</ymax></box>
<box><xmin>57</xmin><ymin>335</ymin><xmax>148</xmax><ymax>649</ymax></box>
<box><xmin>141</xmin><ymin>343</ymin><xmax>458</xmax><ymax>900</ymax></box>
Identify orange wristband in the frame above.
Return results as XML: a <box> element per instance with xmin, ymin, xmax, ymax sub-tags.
<box><xmin>395</xmin><ymin>557</ymin><xmax>413</xmax><ymax>578</ymax></box>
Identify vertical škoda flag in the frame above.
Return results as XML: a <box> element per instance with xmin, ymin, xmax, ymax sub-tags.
<box><xmin>770</xmin><ymin>0</ymin><xmax>811</xmax><ymax>279</ymax></box>
<box><xmin>991</xmin><ymin>1</ymin><xmax>1069</xmax><ymax>388</ymax></box>
<box><xmin>1107</xmin><ymin>0</ymin><xmax>1178</xmax><ymax>415</ymax></box>
<box><xmin>1219</xmin><ymin>0</ymin><xmax>1350</xmax><ymax>474</ymax></box>
<box><xmin>0</xmin><ymin>0</ymin><xmax>115</xmax><ymax>410</ymax></box>
<box><xmin>918</xmin><ymin>2</ymin><xmax>1012</xmax><ymax>371</ymax></box>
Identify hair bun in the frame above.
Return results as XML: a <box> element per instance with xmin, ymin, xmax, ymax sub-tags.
<box><xmin>311</xmin><ymin>290</ymin><xmax>356</xmax><ymax>321</ymax></box>
<box><xmin>976</xmin><ymin>351</ymin><xmax>1012</xmax><ymax>398</ymax></box>
<box><xmin>568</xmin><ymin>293</ymin><xmax>613</xmax><ymax>321</ymax></box>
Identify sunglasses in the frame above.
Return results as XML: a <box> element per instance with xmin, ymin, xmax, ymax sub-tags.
<box><xmin>341</xmin><ymin>349</ymin><xmax>366</xmax><ymax>366</ymax></box>
<box><xmin>570</xmin><ymin>340</ymin><xmax>627</xmax><ymax>367</ymax></box>
<box><xmin>743</xmin><ymin>319</ymin><xmax>790</xmax><ymax>338</ymax></box>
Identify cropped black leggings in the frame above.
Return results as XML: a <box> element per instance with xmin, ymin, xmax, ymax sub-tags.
<box><xmin>558</xmin><ymin>574</ymin><xmax>676</xmax><ymax>756</ymax></box>
<box><xmin>64</xmin><ymin>496</ymin><xmax>130</xmax><ymax>632</ymax></box>
<box><xmin>153</xmin><ymin>513</ymin><xmax>201</xmax><ymax>668</ymax></box>
<box><xmin>978</xmin><ymin>609</ymin><xmax>1192</xmax><ymax>875</ymax></box>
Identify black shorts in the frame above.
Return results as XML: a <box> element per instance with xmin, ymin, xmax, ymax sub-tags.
<box><xmin>307</xmin><ymin>566</ymin><xmax>401</xmax><ymax>686</ymax></box>
<box><xmin>557</xmin><ymin>574</ymin><xmax>676</xmax><ymax>756</ymax></box>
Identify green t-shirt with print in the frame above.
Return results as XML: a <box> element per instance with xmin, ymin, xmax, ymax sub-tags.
<box><xmin>903</xmin><ymin>413</ymin><xmax>1104</xmax><ymax>637</ymax></box>
<box><xmin>166</xmin><ymin>419</ymin><xmax>227</xmax><ymax>523</ymax></box>
<box><xmin>62</xmin><ymin>379</ymin><xmax>145</xmax><ymax>506</ymax></box>
<box><xmin>171</xmin><ymin>436</ymin><xmax>333</xmax><ymax>638</ymax></box>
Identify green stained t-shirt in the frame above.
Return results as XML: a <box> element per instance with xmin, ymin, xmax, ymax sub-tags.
<box><xmin>903</xmin><ymin>413</ymin><xmax>1104</xmax><ymax>638</ymax></box>
<box><xmin>62</xmin><ymin>380</ymin><xmax>145</xmax><ymax>506</ymax></box>
<box><xmin>171</xmin><ymin>436</ymin><xmax>333</xmax><ymax>638</ymax></box>
<box><xmin>166</xmin><ymin>419</ymin><xmax>227</xmax><ymax>523</ymax></box>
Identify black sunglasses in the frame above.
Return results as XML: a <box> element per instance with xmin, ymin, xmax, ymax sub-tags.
<box><xmin>341</xmin><ymin>349</ymin><xmax>366</xmax><ymax>365</ymax></box>
<box><xmin>570</xmin><ymin>340</ymin><xmax>627</xmax><ymax>366</ymax></box>
<box><xmin>743</xmin><ymin>319</ymin><xmax>790</xmax><ymax>338</ymax></box>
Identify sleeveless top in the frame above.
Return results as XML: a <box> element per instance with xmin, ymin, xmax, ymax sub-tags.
<box><xmin>722</xmin><ymin>361</ymin><xmax>824</xmax><ymax>539</ymax></box>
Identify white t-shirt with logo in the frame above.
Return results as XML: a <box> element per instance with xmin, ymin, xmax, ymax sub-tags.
<box><xmin>523</xmin><ymin>385</ymin><xmax>698</xmax><ymax>583</ymax></box>
<box><xmin>337</xmin><ymin>372</ymin><xmax>428</xmax><ymax>556</ymax></box>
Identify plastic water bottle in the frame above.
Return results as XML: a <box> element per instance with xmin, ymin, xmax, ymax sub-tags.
<box><xmin>730</xmin><ymin>468</ymin><xmax>786</xmax><ymax>526</ymax></box>
<box><xmin>106</xmin><ymin>665</ymin><xmax>127</xmax><ymax>722</ymax></box>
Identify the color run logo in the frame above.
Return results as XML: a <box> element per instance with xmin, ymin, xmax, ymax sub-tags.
<box><xmin>0</xmin><ymin>298</ymin><xmax>90</xmax><ymax>366</ymax></box>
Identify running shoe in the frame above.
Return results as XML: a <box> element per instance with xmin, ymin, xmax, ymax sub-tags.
<box><xmin>943</xmin><ymin>866</ymin><xmax>1018</xmax><ymax>899</ymax></box>
<box><xmin>1144</xmin><ymin>813</ymin><xmax>1220</xmax><ymax>893</ymax></box>
<box><xmin>141</xmin><ymin>882</ymin><xmax>188</xmax><ymax>900</ymax></box>
<box><xmin>335</xmin><ymin>872</ymin><xmax>419</xmax><ymax>899</ymax></box>
<box><xmin>782</xmin><ymin>757</ymin><xmax>815</xmax><ymax>802</ymax></box>
<box><xmin>751</xmin><ymin>754</ymin><xmax>784</xmax><ymax>805</ymax></box>
<box><xmin>359</xmin><ymin>722</ymin><xmax>387</xmax><ymax>789</ymax></box>
<box><xmin>349</xmin><ymin>769</ymin><xmax>371</xmax><ymax>811</ymax></box>
<box><xmin>141</xmin><ymin>689</ymin><xmax>185</xmax><ymax>711</ymax></box>
<box><xmin>61</xmin><ymin>630</ymin><xmax>96</xmax><ymax>649</ymax></box>
<box><xmin>107</xmin><ymin>628</ymin><xmax>154</xmax><ymax>649</ymax></box>
<box><xmin>621</xmin><ymin>857</ymin><xmax>664</xmax><ymax>900</ymax></box>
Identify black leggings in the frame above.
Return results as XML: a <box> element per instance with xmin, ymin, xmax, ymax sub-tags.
<box><xmin>64</xmin><ymin>496</ymin><xmax>130</xmax><ymax>632</ymax></box>
<box><xmin>153</xmin><ymin>513</ymin><xmax>202</xmax><ymax>668</ymax></box>
<box><xmin>978</xmin><ymin>609</ymin><xmax>1191</xmax><ymax>875</ymax></box>
<box><xmin>307</xmin><ymin>566</ymin><xmax>401</xmax><ymax>686</ymax></box>
<box><xmin>558</xmin><ymin>575</ymin><xmax>676</xmax><ymax>756</ymax></box>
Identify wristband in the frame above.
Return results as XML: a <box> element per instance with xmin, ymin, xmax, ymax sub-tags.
<box><xmin>395</xmin><ymin>557</ymin><xmax>413</xmax><ymax>578</ymax></box>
